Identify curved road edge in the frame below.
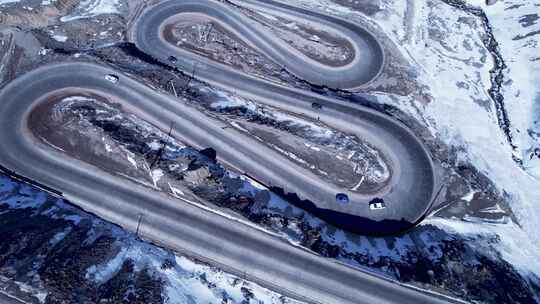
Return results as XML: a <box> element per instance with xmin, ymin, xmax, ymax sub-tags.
<box><xmin>0</xmin><ymin>62</ymin><xmax>458</xmax><ymax>304</ymax></box>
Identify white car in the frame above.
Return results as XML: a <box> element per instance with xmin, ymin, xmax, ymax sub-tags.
<box><xmin>369</xmin><ymin>201</ymin><xmax>386</xmax><ymax>210</ymax></box>
<box><xmin>105</xmin><ymin>74</ymin><xmax>119</xmax><ymax>84</ymax></box>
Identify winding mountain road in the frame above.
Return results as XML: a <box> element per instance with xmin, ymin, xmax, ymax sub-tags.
<box><xmin>131</xmin><ymin>0</ymin><xmax>436</xmax><ymax>234</ymax></box>
<box><xmin>0</xmin><ymin>0</ymin><xmax>449</xmax><ymax>303</ymax></box>
<box><xmin>0</xmin><ymin>62</ymin><xmax>452</xmax><ymax>304</ymax></box>
<box><xmin>134</xmin><ymin>0</ymin><xmax>384</xmax><ymax>89</ymax></box>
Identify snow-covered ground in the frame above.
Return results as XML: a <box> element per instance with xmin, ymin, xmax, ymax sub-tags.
<box><xmin>463</xmin><ymin>0</ymin><xmax>540</xmax><ymax>179</ymax></box>
<box><xmin>0</xmin><ymin>0</ymin><xmax>19</xmax><ymax>5</ymax></box>
<box><xmin>60</xmin><ymin>0</ymin><xmax>123</xmax><ymax>22</ymax></box>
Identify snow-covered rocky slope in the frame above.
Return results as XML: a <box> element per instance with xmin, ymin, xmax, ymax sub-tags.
<box><xmin>462</xmin><ymin>0</ymin><xmax>540</xmax><ymax>187</ymax></box>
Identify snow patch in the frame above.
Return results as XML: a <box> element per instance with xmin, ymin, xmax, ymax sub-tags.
<box><xmin>60</xmin><ymin>0</ymin><xmax>121</xmax><ymax>22</ymax></box>
<box><xmin>86</xmin><ymin>247</ymin><xmax>128</xmax><ymax>284</ymax></box>
<box><xmin>51</xmin><ymin>35</ymin><xmax>68</xmax><ymax>42</ymax></box>
<box><xmin>0</xmin><ymin>0</ymin><xmax>19</xmax><ymax>6</ymax></box>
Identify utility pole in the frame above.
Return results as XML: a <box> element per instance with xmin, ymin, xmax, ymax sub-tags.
<box><xmin>150</xmin><ymin>121</ymin><xmax>175</xmax><ymax>169</ymax></box>
<box><xmin>182</xmin><ymin>62</ymin><xmax>198</xmax><ymax>94</ymax></box>
<box><xmin>170</xmin><ymin>79</ymin><xmax>178</xmax><ymax>97</ymax></box>
<box><xmin>135</xmin><ymin>213</ymin><xmax>144</xmax><ymax>239</ymax></box>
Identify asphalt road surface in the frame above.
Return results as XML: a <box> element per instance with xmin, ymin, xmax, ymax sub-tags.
<box><xmin>0</xmin><ymin>1</ymin><xmax>449</xmax><ymax>303</ymax></box>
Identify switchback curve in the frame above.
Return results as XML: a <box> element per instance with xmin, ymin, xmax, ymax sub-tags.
<box><xmin>130</xmin><ymin>0</ymin><xmax>436</xmax><ymax>234</ymax></box>
<box><xmin>133</xmin><ymin>0</ymin><xmax>384</xmax><ymax>89</ymax></box>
